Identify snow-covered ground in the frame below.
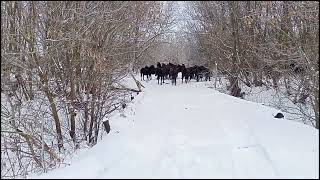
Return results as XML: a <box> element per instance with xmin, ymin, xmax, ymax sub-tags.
<box><xmin>213</xmin><ymin>76</ymin><xmax>316</xmax><ymax>127</ymax></box>
<box><xmin>29</xmin><ymin>75</ymin><xmax>319</xmax><ymax>179</ymax></box>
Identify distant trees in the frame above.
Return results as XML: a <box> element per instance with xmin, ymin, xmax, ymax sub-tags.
<box><xmin>1</xmin><ymin>1</ymin><xmax>173</xmax><ymax>178</ymax></box>
<box><xmin>186</xmin><ymin>1</ymin><xmax>318</xmax><ymax>129</ymax></box>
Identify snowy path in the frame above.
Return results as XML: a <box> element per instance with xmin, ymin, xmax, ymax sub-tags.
<box><xmin>31</xmin><ymin>77</ymin><xmax>319</xmax><ymax>179</ymax></box>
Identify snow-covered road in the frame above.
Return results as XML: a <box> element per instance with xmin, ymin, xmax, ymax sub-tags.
<box><xmin>31</xmin><ymin>77</ymin><xmax>319</xmax><ymax>179</ymax></box>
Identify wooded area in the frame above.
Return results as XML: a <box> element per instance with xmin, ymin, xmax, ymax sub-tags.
<box><xmin>185</xmin><ymin>1</ymin><xmax>318</xmax><ymax>129</ymax></box>
<box><xmin>1</xmin><ymin>1</ymin><xmax>173</xmax><ymax>178</ymax></box>
<box><xmin>1</xmin><ymin>1</ymin><xmax>318</xmax><ymax>178</ymax></box>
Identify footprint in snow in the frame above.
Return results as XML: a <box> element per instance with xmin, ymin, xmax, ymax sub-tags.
<box><xmin>237</xmin><ymin>145</ymin><xmax>257</xmax><ymax>149</ymax></box>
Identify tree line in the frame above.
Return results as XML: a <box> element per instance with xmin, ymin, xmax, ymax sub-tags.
<box><xmin>1</xmin><ymin>1</ymin><xmax>173</xmax><ymax>178</ymax></box>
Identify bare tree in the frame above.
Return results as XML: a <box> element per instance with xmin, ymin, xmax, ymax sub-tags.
<box><xmin>186</xmin><ymin>1</ymin><xmax>318</xmax><ymax>128</ymax></box>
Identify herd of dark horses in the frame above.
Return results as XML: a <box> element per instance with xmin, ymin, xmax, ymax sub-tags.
<box><xmin>140</xmin><ymin>62</ymin><xmax>212</xmax><ymax>85</ymax></box>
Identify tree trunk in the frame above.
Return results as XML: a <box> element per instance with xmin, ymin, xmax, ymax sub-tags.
<box><xmin>29</xmin><ymin>1</ymin><xmax>64</xmax><ymax>151</ymax></box>
<box><xmin>88</xmin><ymin>84</ymin><xmax>96</xmax><ymax>145</ymax></box>
<box><xmin>69</xmin><ymin>51</ymin><xmax>76</xmax><ymax>144</ymax></box>
<box><xmin>44</xmin><ymin>83</ymin><xmax>64</xmax><ymax>151</ymax></box>
<box><xmin>41</xmin><ymin>74</ymin><xmax>64</xmax><ymax>152</ymax></box>
<box><xmin>284</xmin><ymin>73</ymin><xmax>291</xmax><ymax>95</ymax></box>
<box><xmin>314</xmin><ymin>75</ymin><xmax>319</xmax><ymax>129</ymax></box>
<box><xmin>28</xmin><ymin>67</ymin><xmax>34</xmax><ymax>100</ymax></box>
<box><xmin>228</xmin><ymin>1</ymin><xmax>241</xmax><ymax>97</ymax></box>
<box><xmin>83</xmin><ymin>93</ymin><xmax>89</xmax><ymax>140</ymax></box>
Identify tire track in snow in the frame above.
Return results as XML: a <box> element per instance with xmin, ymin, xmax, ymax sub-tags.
<box><xmin>208</xmin><ymin>92</ymin><xmax>279</xmax><ymax>178</ymax></box>
<box><xmin>238</xmin><ymin>113</ymin><xmax>280</xmax><ymax>177</ymax></box>
<box><xmin>241</xmin><ymin>120</ymin><xmax>279</xmax><ymax>176</ymax></box>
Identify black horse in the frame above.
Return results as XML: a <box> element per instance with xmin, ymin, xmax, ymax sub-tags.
<box><xmin>155</xmin><ymin>67</ymin><xmax>165</xmax><ymax>85</ymax></box>
<box><xmin>169</xmin><ymin>66</ymin><xmax>179</xmax><ymax>86</ymax></box>
<box><xmin>140</xmin><ymin>66</ymin><xmax>154</xmax><ymax>81</ymax></box>
<box><xmin>149</xmin><ymin>65</ymin><xmax>156</xmax><ymax>77</ymax></box>
<box><xmin>181</xmin><ymin>66</ymin><xmax>190</xmax><ymax>83</ymax></box>
<box><xmin>140</xmin><ymin>67</ymin><xmax>145</xmax><ymax>81</ymax></box>
<box><xmin>197</xmin><ymin>66</ymin><xmax>211</xmax><ymax>81</ymax></box>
